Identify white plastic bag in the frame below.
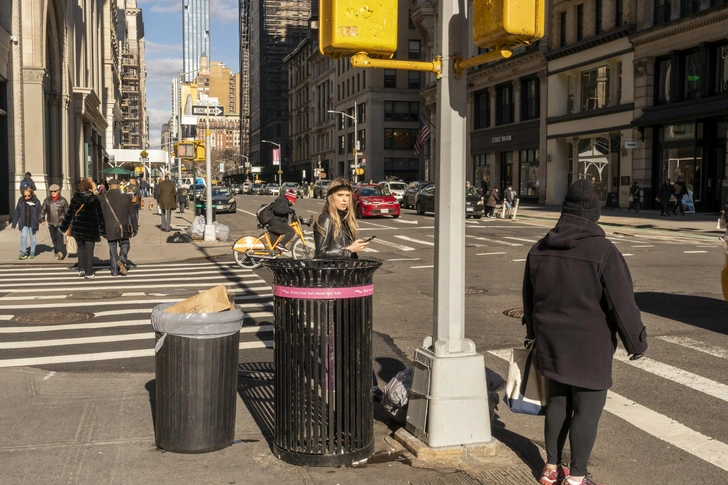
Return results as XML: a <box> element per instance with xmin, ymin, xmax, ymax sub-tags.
<box><xmin>382</xmin><ymin>369</ymin><xmax>413</xmax><ymax>421</ymax></box>
<box><xmin>213</xmin><ymin>221</ymin><xmax>230</xmax><ymax>242</ymax></box>
<box><xmin>186</xmin><ymin>215</ymin><xmax>206</xmax><ymax>238</ymax></box>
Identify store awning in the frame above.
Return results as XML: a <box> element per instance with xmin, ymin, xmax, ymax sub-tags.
<box><xmin>632</xmin><ymin>96</ymin><xmax>728</xmax><ymax>128</ymax></box>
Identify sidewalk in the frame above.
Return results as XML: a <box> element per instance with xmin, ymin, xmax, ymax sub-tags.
<box><xmin>0</xmin><ymin>198</ymin><xmax>232</xmax><ymax>266</ymax></box>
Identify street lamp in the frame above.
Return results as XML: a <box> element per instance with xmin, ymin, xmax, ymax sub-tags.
<box><xmin>329</xmin><ymin>101</ymin><xmax>359</xmax><ymax>183</ymax></box>
<box><xmin>261</xmin><ymin>140</ymin><xmax>282</xmax><ymax>186</ymax></box>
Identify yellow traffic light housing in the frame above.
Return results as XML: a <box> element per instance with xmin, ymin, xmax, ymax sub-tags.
<box><xmin>177</xmin><ymin>142</ymin><xmax>196</xmax><ymax>159</ymax></box>
<box><xmin>319</xmin><ymin>0</ymin><xmax>398</xmax><ymax>59</ymax></box>
<box><xmin>472</xmin><ymin>0</ymin><xmax>545</xmax><ymax>48</ymax></box>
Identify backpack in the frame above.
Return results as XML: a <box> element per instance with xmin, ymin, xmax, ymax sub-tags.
<box><xmin>256</xmin><ymin>202</ymin><xmax>275</xmax><ymax>226</ymax></box>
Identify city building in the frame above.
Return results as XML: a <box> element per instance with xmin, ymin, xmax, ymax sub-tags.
<box><xmin>238</xmin><ymin>0</ymin><xmax>251</xmax><ymax>163</ymax></box>
<box><xmin>182</xmin><ymin>0</ymin><xmax>210</xmax><ymax>82</ymax></box>
<box><xmin>103</xmin><ymin>0</ymin><xmax>123</xmax><ymax>151</ymax></box>
<box><xmin>161</xmin><ymin>122</ymin><xmax>171</xmax><ymax>151</ymax></box>
<box><xmin>631</xmin><ymin>1</ymin><xmax>728</xmax><ymax>211</ymax></box>
<box><xmin>248</xmin><ymin>0</ymin><xmax>311</xmax><ymax>176</ymax></box>
<box><xmin>285</xmin><ymin>32</ymin><xmax>314</xmax><ymax>183</ymax></box>
<box><xmin>197</xmin><ymin>113</ymin><xmax>241</xmax><ymax>152</ymax></box>
<box><xmin>195</xmin><ymin>55</ymin><xmax>237</xmax><ymax>117</ymax></box>
<box><xmin>120</xmin><ymin>0</ymin><xmax>148</xmax><ymax>150</ymax></box>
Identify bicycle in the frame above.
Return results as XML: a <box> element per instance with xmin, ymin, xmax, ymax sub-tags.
<box><xmin>232</xmin><ymin>215</ymin><xmax>315</xmax><ymax>269</ymax></box>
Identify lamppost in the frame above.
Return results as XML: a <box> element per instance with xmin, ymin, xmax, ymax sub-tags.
<box><xmin>329</xmin><ymin>101</ymin><xmax>359</xmax><ymax>183</ymax></box>
<box><xmin>261</xmin><ymin>140</ymin><xmax>282</xmax><ymax>186</ymax></box>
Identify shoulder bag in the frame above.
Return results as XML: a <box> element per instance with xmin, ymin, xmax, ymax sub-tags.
<box><xmin>504</xmin><ymin>340</ymin><xmax>548</xmax><ymax>415</ymax></box>
<box><xmin>103</xmin><ymin>196</ymin><xmax>133</xmax><ymax>238</ymax></box>
<box><xmin>65</xmin><ymin>203</ymin><xmax>85</xmax><ymax>237</ymax></box>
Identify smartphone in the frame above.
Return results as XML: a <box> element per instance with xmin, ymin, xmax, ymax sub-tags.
<box><xmin>362</xmin><ymin>236</ymin><xmax>376</xmax><ymax>243</ymax></box>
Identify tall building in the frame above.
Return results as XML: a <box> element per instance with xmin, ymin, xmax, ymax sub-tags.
<box><xmin>183</xmin><ymin>0</ymin><xmax>210</xmax><ymax>82</ymax></box>
<box><xmin>195</xmin><ymin>56</ymin><xmax>237</xmax><ymax>116</ymax></box>
<box><xmin>249</xmin><ymin>0</ymin><xmax>311</xmax><ymax>173</ymax></box>
<box><xmin>120</xmin><ymin>0</ymin><xmax>147</xmax><ymax>149</ymax></box>
<box><xmin>103</xmin><ymin>0</ymin><xmax>123</xmax><ymax>151</ymax></box>
<box><xmin>239</xmin><ymin>0</ymin><xmax>251</xmax><ymax>161</ymax></box>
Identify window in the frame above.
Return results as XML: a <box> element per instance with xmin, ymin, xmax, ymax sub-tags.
<box><xmin>684</xmin><ymin>51</ymin><xmax>701</xmax><ymax>99</ymax></box>
<box><xmin>339</xmin><ymin>135</ymin><xmax>345</xmax><ymax>154</ymax></box>
<box><xmin>384</xmin><ymin>129</ymin><xmax>420</xmax><ymax>150</ymax></box>
<box><xmin>408</xmin><ymin>40</ymin><xmax>421</xmax><ymax>60</ymax></box>
<box><xmin>681</xmin><ymin>0</ymin><xmax>699</xmax><ymax>16</ymax></box>
<box><xmin>408</xmin><ymin>10</ymin><xmax>415</xmax><ymax>29</ymax></box>
<box><xmin>581</xmin><ymin>66</ymin><xmax>611</xmax><ymax>111</ymax></box>
<box><xmin>384</xmin><ymin>69</ymin><xmax>396</xmax><ymax>88</ymax></box>
<box><xmin>496</xmin><ymin>83</ymin><xmax>514</xmax><ymax>125</ymax></box>
<box><xmin>559</xmin><ymin>12</ymin><xmax>567</xmax><ymax>47</ymax></box>
<box><xmin>408</xmin><ymin>71</ymin><xmax>421</xmax><ymax>89</ymax></box>
<box><xmin>615</xmin><ymin>0</ymin><xmax>624</xmax><ymax>26</ymax></box>
<box><xmin>716</xmin><ymin>45</ymin><xmax>728</xmax><ymax>94</ymax></box>
<box><xmin>339</xmin><ymin>115</ymin><xmax>346</xmax><ymax>130</ymax></box>
<box><xmin>657</xmin><ymin>58</ymin><xmax>672</xmax><ymax>103</ymax></box>
<box><xmin>384</xmin><ymin>101</ymin><xmax>419</xmax><ymax>121</ymax></box>
<box><xmin>519</xmin><ymin>149</ymin><xmax>540</xmax><ymax>197</ymax></box>
<box><xmin>474</xmin><ymin>89</ymin><xmax>490</xmax><ymax>130</ymax></box>
<box><xmin>521</xmin><ymin>77</ymin><xmax>540</xmax><ymax>120</ymax></box>
<box><xmin>358</xmin><ymin>129</ymin><xmax>366</xmax><ymax>150</ymax></box>
<box><xmin>347</xmin><ymin>132</ymin><xmax>354</xmax><ymax>152</ymax></box>
<box><xmin>567</xmin><ymin>75</ymin><xmax>576</xmax><ymax>113</ymax></box>
<box><xmin>576</xmin><ymin>4</ymin><xmax>584</xmax><ymax>41</ymax></box>
<box><xmin>595</xmin><ymin>0</ymin><xmax>602</xmax><ymax>33</ymax></box>
<box><xmin>357</xmin><ymin>102</ymin><xmax>366</xmax><ymax>123</ymax></box>
<box><xmin>654</xmin><ymin>0</ymin><xmax>671</xmax><ymax>25</ymax></box>
<box><xmin>347</xmin><ymin>107</ymin><xmax>354</xmax><ymax>127</ymax></box>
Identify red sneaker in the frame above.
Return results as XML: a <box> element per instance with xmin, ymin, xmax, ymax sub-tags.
<box><xmin>540</xmin><ymin>464</ymin><xmax>570</xmax><ymax>485</ymax></box>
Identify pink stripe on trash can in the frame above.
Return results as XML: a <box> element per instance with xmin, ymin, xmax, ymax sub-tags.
<box><xmin>273</xmin><ymin>285</ymin><xmax>374</xmax><ymax>299</ymax></box>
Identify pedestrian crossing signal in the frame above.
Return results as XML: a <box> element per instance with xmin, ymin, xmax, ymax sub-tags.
<box><xmin>472</xmin><ymin>0</ymin><xmax>545</xmax><ymax>48</ymax></box>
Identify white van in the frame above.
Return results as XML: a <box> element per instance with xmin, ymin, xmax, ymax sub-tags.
<box><xmin>180</xmin><ymin>177</ymin><xmax>206</xmax><ymax>190</ymax></box>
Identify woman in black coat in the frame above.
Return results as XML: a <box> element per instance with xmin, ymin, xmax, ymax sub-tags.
<box><xmin>523</xmin><ymin>180</ymin><xmax>647</xmax><ymax>485</ymax></box>
<box><xmin>11</xmin><ymin>187</ymin><xmax>42</xmax><ymax>259</ymax></box>
<box><xmin>313</xmin><ymin>178</ymin><xmax>370</xmax><ymax>258</ymax></box>
<box><xmin>60</xmin><ymin>178</ymin><xmax>105</xmax><ymax>279</ymax></box>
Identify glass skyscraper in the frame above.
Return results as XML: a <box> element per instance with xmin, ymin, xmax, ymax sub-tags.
<box><xmin>182</xmin><ymin>0</ymin><xmax>210</xmax><ymax>81</ymax></box>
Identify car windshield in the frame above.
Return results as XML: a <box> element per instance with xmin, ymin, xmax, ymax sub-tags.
<box><xmin>212</xmin><ymin>187</ymin><xmax>231</xmax><ymax>196</ymax></box>
<box><xmin>389</xmin><ymin>183</ymin><xmax>407</xmax><ymax>191</ymax></box>
<box><xmin>359</xmin><ymin>186</ymin><xmax>390</xmax><ymax>197</ymax></box>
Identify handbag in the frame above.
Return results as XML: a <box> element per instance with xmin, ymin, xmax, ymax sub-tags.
<box><xmin>65</xmin><ymin>233</ymin><xmax>77</xmax><ymax>254</ymax></box>
<box><xmin>65</xmin><ymin>203</ymin><xmax>85</xmax><ymax>237</ymax></box>
<box><xmin>504</xmin><ymin>340</ymin><xmax>548</xmax><ymax>415</ymax></box>
<box><xmin>655</xmin><ymin>197</ymin><xmax>661</xmax><ymax>203</ymax></box>
<box><xmin>102</xmin><ymin>196</ymin><xmax>134</xmax><ymax>238</ymax></box>
<box><xmin>628</xmin><ymin>195</ymin><xmax>634</xmax><ymax>203</ymax></box>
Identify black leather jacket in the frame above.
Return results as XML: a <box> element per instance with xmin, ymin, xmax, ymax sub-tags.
<box><xmin>314</xmin><ymin>212</ymin><xmax>358</xmax><ymax>259</ymax></box>
<box><xmin>40</xmin><ymin>195</ymin><xmax>69</xmax><ymax>226</ymax></box>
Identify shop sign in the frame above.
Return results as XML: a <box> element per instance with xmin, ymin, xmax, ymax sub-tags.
<box><xmin>492</xmin><ymin>135</ymin><xmax>512</xmax><ymax>143</ymax></box>
<box><xmin>623</xmin><ymin>140</ymin><xmax>639</xmax><ymax>149</ymax></box>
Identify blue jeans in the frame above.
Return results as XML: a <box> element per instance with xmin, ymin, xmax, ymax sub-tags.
<box><xmin>20</xmin><ymin>227</ymin><xmax>36</xmax><ymax>255</ymax></box>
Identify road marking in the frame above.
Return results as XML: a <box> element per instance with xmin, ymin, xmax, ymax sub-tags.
<box><xmin>512</xmin><ymin>259</ymin><xmax>527</xmax><ymax>262</ymax></box>
<box><xmin>394</xmin><ymin>235</ymin><xmax>435</xmax><ymax>246</ymax></box>
<box><xmin>487</xmin><ymin>349</ymin><xmax>728</xmax><ymax>472</ymax></box>
<box><xmin>465</xmin><ymin>220</ymin><xmax>479</xmax><ymax>225</ymax></box>
<box><xmin>465</xmin><ymin>235</ymin><xmax>522</xmax><ymax>247</ymax></box>
<box><xmin>631</xmin><ymin>245</ymin><xmax>655</xmax><ymax>248</ymax></box>
<box><xmin>477</xmin><ymin>252</ymin><xmax>507</xmax><ymax>256</ymax></box>
<box><xmin>0</xmin><ymin>315</ymin><xmax>12</xmax><ymax>321</ymax></box>
<box><xmin>238</xmin><ymin>209</ymin><xmax>256</xmax><ymax>217</ymax></box>
<box><xmin>695</xmin><ymin>245</ymin><xmax>719</xmax><ymax>248</ymax></box>
<box><xmin>0</xmin><ymin>261</ymin><xmax>249</xmax><ymax>273</ymax></box>
<box><xmin>684</xmin><ymin>250</ymin><xmax>708</xmax><ymax>254</ymax></box>
<box><xmin>0</xmin><ymin>340</ymin><xmax>274</xmax><ymax>368</ymax></box>
<box><xmin>0</xmin><ymin>273</ymin><xmax>263</xmax><ymax>289</ymax></box>
<box><xmin>387</xmin><ymin>258</ymin><xmax>420</xmax><ymax>261</ymax></box>
<box><xmin>362</xmin><ymin>247</ymin><xmax>379</xmax><ymax>252</ymax></box>
<box><xmin>614</xmin><ymin>348</ymin><xmax>728</xmax><ymax>403</ymax></box>
<box><xmin>503</xmin><ymin>236</ymin><xmax>540</xmax><ymax>243</ymax></box>
<box><xmin>371</xmin><ymin>238</ymin><xmax>415</xmax><ymax>251</ymax></box>
<box><xmin>657</xmin><ymin>336</ymin><xmax>728</xmax><ymax>360</ymax></box>
<box><xmin>622</xmin><ymin>253</ymin><xmax>634</xmax><ymax>256</ymax></box>
<box><xmin>0</xmin><ymin>294</ymin><xmax>274</xmax><ymax>311</ymax></box>
<box><xmin>0</xmin><ymin>284</ymin><xmax>271</xmax><ymax>301</ymax></box>
<box><xmin>395</xmin><ymin>219</ymin><xmax>418</xmax><ymax>224</ymax></box>
<box><xmin>358</xmin><ymin>220</ymin><xmax>392</xmax><ymax>229</ymax></box>
<box><xmin>411</xmin><ymin>265</ymin><xmax>434</xmax><ymax>269</ymax></box>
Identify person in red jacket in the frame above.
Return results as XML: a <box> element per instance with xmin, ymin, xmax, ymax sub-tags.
<box><xmin>522</xmin><ymin>179</ymin><xmax>647</xmax><ymax>485</ymax></box>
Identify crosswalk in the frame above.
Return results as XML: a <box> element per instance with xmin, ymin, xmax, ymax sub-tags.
<box><xmin>0</xmin><ymin>262</ymin><xmax>274</xmax><ymax>370</ymax></box>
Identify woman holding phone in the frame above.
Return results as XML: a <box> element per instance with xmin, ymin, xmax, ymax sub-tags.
<box><xmin>314</xmin><ymin>178</ymin><xmax>370</xmax><ymax>258</ymax></box>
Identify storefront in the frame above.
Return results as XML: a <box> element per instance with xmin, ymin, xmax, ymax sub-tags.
<box><xmin>470</xmin><ymin>119</ymin><xmax>540</xmax><ymax>201</ymax></box>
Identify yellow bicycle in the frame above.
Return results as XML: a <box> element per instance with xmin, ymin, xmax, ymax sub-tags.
<box><xmin>232</xmin><ymin>215</ymin><xmax>314</xmax><ymax>269</ymax></box>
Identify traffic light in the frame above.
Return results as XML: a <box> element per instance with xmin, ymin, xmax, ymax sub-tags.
<box><xmin>472</xmin><ymin>0</ymin><xmax>545</xmax><ymax>48</ymax></box>
<box><xmin>319</xmin><ymin>0</ymin><xmax>398</xmax><ymax>59</ymax></box>
<box><xmin>176</xmin><ymin>142</ymin><xmax>196</xmax><ymax>159</ymax></box>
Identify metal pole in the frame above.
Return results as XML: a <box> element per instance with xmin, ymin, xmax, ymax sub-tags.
<box><xmin>353</xmin><ymin>101</ymin><xmax>358</xmax><ymax>184</ymax></box>
<box><xmin>203</xmin><ymin>104</ymin><xmax>216</xmax><ymax>242</ymax></box>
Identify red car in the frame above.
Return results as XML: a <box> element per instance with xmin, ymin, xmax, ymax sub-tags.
<box><xmin>352</xmin><ymin>184</ymin><xmax>401</xmax><ymax>218</ymax></box>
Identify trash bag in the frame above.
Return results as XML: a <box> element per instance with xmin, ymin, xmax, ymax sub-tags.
<box><xmin>186</xmin><ymin>215</ymin><xmax>205</xmax><ymax>238</ymax></box>
<box><xmin>166</xmin><ymin>231</ymin><xmax>193</xmax><ymax>243</ymax></box>
<box><xmin>382</xmin><ymin>369</ymin><xmax>413</xmax><ymax>422</ymax></box>
<box><xmin>213</xmin><ymin>221</ymin><xmax>230</xmax><ymax>242</ymax></box>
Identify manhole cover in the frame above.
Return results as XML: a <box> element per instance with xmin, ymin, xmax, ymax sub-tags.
<box><xmin>503</xmin><ymin>307</ymin><xmax>524</xmax><ymax>318</ymax></box>
<box><xmin>67</xmin><ymin>291</ymin><xmax>123</xmax><ymax>300</ymax></box>
<box><xmin>145</xmin><ymin>289</ymin><xmax>198</xmax><ymax>297</ymax></box>
<box><xmin>465</xmin><ymin>287</ymin><xmax>488</xmax><ymax>295</ymax></box>
<box><xmin>11</xmin><ymin>311</ymin><xmax>94</xmax><ymax>324</ymax></box>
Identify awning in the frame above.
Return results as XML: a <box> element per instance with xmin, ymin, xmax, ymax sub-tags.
<box><xmin>632</xmin><ymin>96</ymin><xmax>728</xmax><ymax>128</ymax></box>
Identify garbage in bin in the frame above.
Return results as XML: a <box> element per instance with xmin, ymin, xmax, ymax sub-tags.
<box><xmin>166</xmin><ymin>231</ymin><xmax>193</xmax><ymax>243</ymax></box>
<box><xmin>151</xmin><ymin>285</ymin><xmax>243</xmax><ymax>454</ymax></box>
<box><xmin>382</xmin><ymin>369</ymin><xmax>413</xmax><ymax>422</ymax></box>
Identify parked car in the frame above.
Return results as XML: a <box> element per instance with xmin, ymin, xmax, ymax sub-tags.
<box><xmin>281</xmin><ymin>182</ymin><xmax>303</xmax><ymax>197</ymax></box>
<box><xmin>230</xmin><ymin>184</ymin><xmax>241</xmax><ymax>195</ymax></box>
<box><xmin>402</xmin><ymin>181</ymin><xmax>433</xmax><ymax>209</ymax></box>
<box><xmin>266</xmin><ymin>183</ymin><xmax>280</xmax><ymax>196</ymax></box>
<box><xmin>414</xmin><ymin>184</ymin><xmax>484</xmax><ymax>218</ymax></box>
<box><xmin>378</xmin><ymin>180</ymin><xmax>408</xmax><ymax>204</ymax></box>
<box><xmin>250</xmin><ymin>183</ymin><xmax>265</xmax><ymax>195</ymax></box>
<box><xmin>313</xmin><ymin>179</ymin><xmax>332</xmax><ymax>198</ymax></box>
<box><xmin>199</xmin><ymin>186</ymin><xmax>237</xmax><ymax>213</ymax></box>
<box><xmin>353</xmin><ymin>184</ymin><xmax>400</xmax><ymax>218</ymax></box>
<box><xmin>242</xmin><ymin>182</ymin><xmax>252</xmax><ymax>194</ymax></box>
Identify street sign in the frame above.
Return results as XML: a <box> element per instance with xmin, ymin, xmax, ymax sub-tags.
<box><xmin>191</xmin><ymin>105</ymin><xmax>224</xmax><ymax>116</ymax></box>
<box><xmin>319</xmin><ymin>172</ymin><xmax>326</xmax><ymax>178</ymax></box>
<box><xmin>219</xmin><ymin>163</ymin><xmax>225</xmax><ymax>173</ymax></box>
<box><xmin>251</xmin><ymin>167</ymin><xmax>262</xmax><ymax>173</ymax></box>
<box><xmin>356</xmin><ymin>151</ymin><xmax>363</xmax><ymax>157</ymax></box>
<box><xmin>360</xmin><ymin>158</ymin><xmax>366</xmax><ymax>166</ymax></box>
<box><xmin>624</xmin><ymin>140</ymin><xmax>639</xmax><ymax>149</ymax></box>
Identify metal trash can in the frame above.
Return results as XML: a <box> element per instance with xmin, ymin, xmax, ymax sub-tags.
<box><xmin>266</xmin><ymin>259</ymin><xmax>382</xmax><ymax>466</ymax></box>
<box><xmin>151</xmin><ymin>303</ymin><xmax>243</xmax><ymax>453</ymax></box>
<box><xmin>195</xmin><ymin>203</ymin><xmax>216</xmax><ymax>222</ymax></box>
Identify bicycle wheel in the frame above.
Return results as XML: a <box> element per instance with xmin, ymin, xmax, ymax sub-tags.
<box><xmin>233</xmin><ymin>249</ymin><xmax>263</xmax><ymax>269</ymax></box>
<box><xmin>291</xmin><ymin>233</ymin><xmax>315</xmax><ymax>260</ymax></box>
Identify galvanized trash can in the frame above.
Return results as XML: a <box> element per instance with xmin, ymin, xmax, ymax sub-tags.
<box><xmin>266</xmin><ymin>259</ymin><xmax>381</xmax><ymax>466</ymax></box>
<box><xmin>151</xmin><ymin>303</ymin><xmax>244</xmax><ymax>453</ymax></box>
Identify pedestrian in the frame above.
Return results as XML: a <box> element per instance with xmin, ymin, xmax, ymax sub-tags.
<box><xmin>465</xmin><ymin>180</ymin><xmax>477</xmax><ymax>196</ymax></box>
<box><xmin>480</xmin><ymin>178</ymin><xmax>490</xmax><ymax>198</ymax></box>
<box><xmin>178</xmin><ymin>185</ymin><xmax>189</xmax><ymax>214</ymax></box>
<box><xmin>139</xmin><ymin>178</ymin><xmax>148</xmax><ymax>197</ymax></box>
<box><xmin>11</xmin><ymin>186</ymin><xmax>42</xmax><ymax>259</ymax></box>
<box><xmin>522</xmin><ymin>179</ymin><xmax>647</xmax><ymax>485</ymax></box>
<box><xmin>503</xmin><ymin>184</ymin><xmax>516</xmax><ymax>216</ymax></box>
<box><xmin>268</xmin><ymin>189</ymin><xmax>298</xmax><ymax>253</ymax></box>
<box><xmin>156</xmin><ymin>175</ymin><xmax>177</xmax><ymax>231</ymax></box>
<box><xmin>657</xmin><ymin>178</ymin><xmax>673</xmax><ymax>216</ymax></box>
<box><xmin>672</xmin><ymin>175</ymin><xmax>688</xmax><ymax>216</ymax></box>
<box><xmin>99</xmin><ymin>179</ymin><xmax>138</xmax><ymax>276</ymax></box>
<box><xmin>60</xmin><ymin>178</ymin><xmax>105</xmax><ymax>279</ymax></box>
<box><xmin>20</xmin><ymin>172</ymin><xmax>37</xmax><ymax>192</ymax></box>
<box><xmin>720</xmin><ymin>197</ymin><xmax>728</xmax><ymax>242</ymax></box>
<box><xmin>313</xmin><ymin>178</ymin><xmax>370</xmax><ymax>258</ymax></box>
<box><xmin>485</xmin><ymin>187</ymin><xmax>500</xmax><ymax>218</ymax></box>
<box><xmin>127</xmin><ymin>178</ymin><xmax>143</xmax><ymax>221</ymax></box>
<box><xmin>40</xmin><ymin>184</ymin><xmax>69</xmax><ymax>260</ymax></box>
<box><xmin>628</xmin><ymin>181</ymin><xmax>641</xmax><ymax>213</ymax></box>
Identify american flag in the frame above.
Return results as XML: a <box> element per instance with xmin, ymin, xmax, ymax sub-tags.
<box><xmin>413</xmin><ymin>115</ymin><xmax>431</xmax><ymax>155</ymax></box>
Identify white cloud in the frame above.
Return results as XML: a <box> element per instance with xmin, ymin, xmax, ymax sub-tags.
<box><xmin>147</xmin><ymin>107</ymin><xmax>171</xmax><ymax>149</ymax></box>
<box><xmin>210</xmin><ymin>0</ymin><xmax>238</xmax><ymax>24</ymax></box>
<box><xmin>146</xmin><ymin>57</ymin><xmax>183</xmax><ymax>79</ymax></box>
<box><xmin>141</xmin><ymin>0</ymin><xmax>180</xmax><ymax>14</ymax></box>
<box><xmin>145</xmin><ymin>40</ymin><xmax>182</xmax><ymax>57</ymax></box>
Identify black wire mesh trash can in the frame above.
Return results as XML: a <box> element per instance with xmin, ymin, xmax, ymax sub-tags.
<box><xmin>266</xmin><ymin>259</ymin><xmax>382</xmax><ymax>466</ymax></box>
<box><xmin>151</xmin><ymin>303</ymin><xmax>244</xmax><ymax>453</ymax></box>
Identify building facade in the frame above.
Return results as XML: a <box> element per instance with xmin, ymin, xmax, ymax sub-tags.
<box><xmin>238</xmin><ymin>0</ymin><xmax>251</xmax><ymax>162</ymax></box>
<box><xmin>120</xmin><ymin>0</ymin><xmax>147</xmax><ymax>150</ymax></box>
<box><xmin>182</xmin><ymin>0</ymin><xmax>210</xmax><ymax>82</ymax></box>
<box><xmin>198</xmin><ymin>113</ymin><xmax>241</xmax><ymax>152</ymax></box>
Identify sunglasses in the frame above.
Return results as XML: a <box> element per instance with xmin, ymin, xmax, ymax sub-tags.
<box><xmin>23</xmin><ymin>195</ymin><xmax>32</xmax><ymax>198</ymax></box>
<box><xmin>51</xmin><ymin>190</ymin><xmax>59</xmax><ymax>193</ymax></box>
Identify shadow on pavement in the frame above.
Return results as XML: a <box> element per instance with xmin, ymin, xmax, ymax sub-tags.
<box><xmin>491</xmin><ymin>416</ymin><xmax>544</xmax><ymax>482</ymax></box>
<box><xmin>145</xmin><ymin>379</ymin><xmax>157</xmax><ymax>431</ymax></box>
<box><xmin>237</xmin><ymin>362</ymin><xmax>275</xmax><ymax>449</ymax></box>
<box><xmin>635</xmin><ymin>291</ymin><xmax>728</xmax><ymax>335</ymax></box>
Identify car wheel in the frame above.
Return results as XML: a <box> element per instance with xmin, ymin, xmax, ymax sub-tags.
<box><xmin>392</xmin><ymin>213</ymin><xmax>400</xmax><ymax>219</ymax></box>
<box><xmin>355</xmin><ymin>205</ymin><xmax>362</xmax><ymax>219</ymax></box>
<box><xmin>230</xmin><ymin>203</ymin><xmax>237</xmax><ymax>213</ymax></box>
<box><xmin>416</xmin><ymin>202</ymin><xmax>425</xmax><ymax>215</ymax></box>
<box><xmin>474</xmin><ymin>215</ymin><xmax>482</xmax><ymax>220</ymax></box>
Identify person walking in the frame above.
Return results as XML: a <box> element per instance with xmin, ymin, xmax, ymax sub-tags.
<box><xmin>465</xmin><ymin>181</ymin><xmax>477</xmax><ymax>196</ymax></box>
<box><xmin>40</xmin><ymin>184</ymin><xmax>69</xmax><ymax>260</ymax></box>
<box><xmin>177</xmin><ymin>185</ymin><xmax>189</xmax><ymax>214</ymax></box>
<box><xmin>99</xmin><ymin>179</ymin><xmax>138</xmax><ymax>276</ymax></box>
<box><xmin>156</xmin><ymin>175</ymin><xmax>177</xmax><ymax>232</ymax></box>
<box><xmin>485</xmin><ymin>187</ymin><xmax>500</xmax><ymax>218</ymax></box>
<box><xmin>11</xmin><ymin>187</ymin><xmax>42</xmax><ymax>259</ymax></box>
<box><xmin>627</xmin><ymin>181</ymin><xmax>641</xmax><ymax>213</ymax></box>
<box><xmin>268</xmin><ymin>189</ymin><xmax>298</xmax><ymax>253</ymax></box>
<box><xmin>60</xmin><ymin>178</ymin><xmax>105</xmax><ymax>279</ymax></box>
<box><xmin>140</xmin><ymin>178</ymin><xmax>149</xmax><ymax>197</ymax></box>
<box><xmin>672</xmin><ymin>175</ymin><xmax>688</xmax><ymax>216</ymax></box>
<box><xmin>503</xmin><ymin>184</ymin><xmax>517</xmax><ymax>216</ymax></box>
<box><xmin>20</xmin><ymin>172</ymin><xmax>37</xmax><ymax>192</ymax></box>
<box><xmin>522</xmin><ymin>179</ymin><xmax>647</xmax><ymax>485</ymax></box>
<box><xmin>657</xmin><ymin>178</ymin><xmax>673</xmax><ymax>216</ymax></box>
<box><xmin>127</xmin><ymin>178</ymin><xmax>143</xmax><ymax>221</ymax></box>
<box><xmin>313</xmin><ymin>178</ymin><xmax>370</xmax><ymax>258</ymax></box>
<box><xmin>720</xmin><ymin>197</ymin><xmax>728</xmax><ymax>242</ymax></box>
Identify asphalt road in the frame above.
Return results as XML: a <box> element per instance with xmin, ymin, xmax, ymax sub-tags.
<box><xmin>1</xmin><ymin>193</ymin><xmax>727</xmax><ymax>483</ymax></box>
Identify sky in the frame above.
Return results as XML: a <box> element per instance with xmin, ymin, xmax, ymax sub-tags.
<box><xmin>138</xmin><ymin>0</ymin><xmax>240</xmax><ymax>150</ymax></box>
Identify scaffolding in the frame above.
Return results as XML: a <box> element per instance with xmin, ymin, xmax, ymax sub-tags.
<box><xmin>121</xmin><ymin>45</ymin><xmax>142</xmax><ymax>149</ymax></box>
<box><xmin>239</xmin><ymin>0</ymin><xmax>251</xmax><ymax>159</ymax></box>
